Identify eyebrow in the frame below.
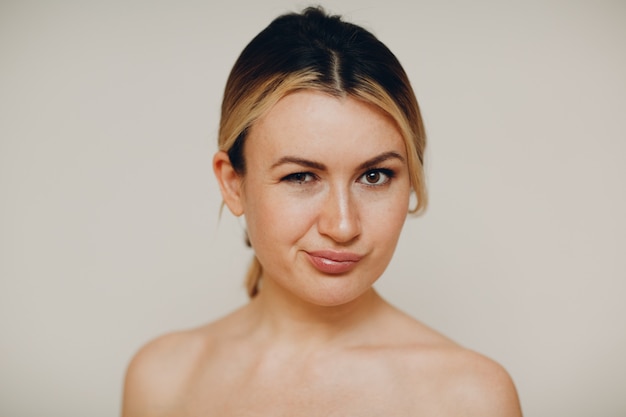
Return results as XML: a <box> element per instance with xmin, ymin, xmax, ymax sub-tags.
<box><xmin>357</xmin><ymin>151</ymin><xmax>405</xmax><ymax>171</ymax></box>
<box><xmin>270</xmin><ymin>151</ymin><xmax>405</xmax><ymax>171</ymax></box>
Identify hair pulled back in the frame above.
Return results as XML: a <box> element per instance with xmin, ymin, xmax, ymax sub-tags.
<box><xmin>218</xmin><ymin>7</ymin><xmax>427</xmax><ymax>297</ymax></box>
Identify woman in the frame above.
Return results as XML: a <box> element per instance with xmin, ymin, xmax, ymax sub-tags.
<box><xmin>122</xmin><ymin>7</ymin><xmax>522</xmax><ymax>416</ymax></box>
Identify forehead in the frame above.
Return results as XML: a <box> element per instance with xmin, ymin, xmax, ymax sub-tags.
<box><xmin>246</xmin><ymin>90</ymin><xmax>406</xmax><ymax>160</ymax></box>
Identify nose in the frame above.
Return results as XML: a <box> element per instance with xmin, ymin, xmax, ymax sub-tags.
<box><xmin>317</xmin><ymin>185</ymin><xmax>361</xmax><ymax>243</ymax></box>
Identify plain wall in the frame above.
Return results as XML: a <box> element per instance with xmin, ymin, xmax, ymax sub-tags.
<box><xmin>1</xmin><ymin>0</ymin><xmax>625</xmax><ymax>416</ymax></box>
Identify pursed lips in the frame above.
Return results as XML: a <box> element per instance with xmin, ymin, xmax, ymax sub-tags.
<box><xmin>305</xmin><ymin>250</ymin><xmax>363</xmax><ymax>274</ymax></box>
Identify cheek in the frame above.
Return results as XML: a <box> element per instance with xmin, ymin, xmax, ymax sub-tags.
<box><xmin>360</xmin><ymin>190</ymin><xmax>410</xmax><ymax>240</ymax></box>
<box><xmin>374</xmin><ymin>208</ymin><xmax>407</xmax><ymax>239</ymax></box>
<box><xmin>245</xmin><ymin>189</ymin><xmax>319</xmax><ymax>247</ymax></box>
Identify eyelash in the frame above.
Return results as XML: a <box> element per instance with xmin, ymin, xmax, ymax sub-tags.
<box><xmin>282</xmin><ymin>172</ymin><xmax>317</xmax><ymax>184</ymax></box>
<box><xmin>281</xmin><ymin>168</ymin><xmax>395</xmax><ymax>187</ymax></box>
<box><xmin>359</xmin><ymin>168</ymin><xmax>395</xmax><ymax>186</ymax></box>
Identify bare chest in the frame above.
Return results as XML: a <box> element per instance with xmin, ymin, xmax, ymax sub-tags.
<box><xmin>178</xmin><ymin>352</ymin><xmax>435</xmax><ymax>417</ymax></box>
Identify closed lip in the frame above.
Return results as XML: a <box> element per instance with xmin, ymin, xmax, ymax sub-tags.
<box><xmin>305</xmin><ymin>250</ymin><xmax>363</xmax><ymax>274</ymax></box>
<box><xmin>307</xmin><ymin>250</ymin><xmax>363</xmax><ymax>262</ymax></box>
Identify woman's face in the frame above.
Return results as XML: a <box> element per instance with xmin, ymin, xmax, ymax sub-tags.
<box><xmin>227</xmin><ymin>90</ymin><xmax>411</xmax><ymax>307</ymax></box>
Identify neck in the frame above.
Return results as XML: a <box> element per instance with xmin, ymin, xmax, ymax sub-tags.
<box><xmin>244</xmin><ymin>278</ymin><xmax>387</xmax><ymax>349</ymax></box>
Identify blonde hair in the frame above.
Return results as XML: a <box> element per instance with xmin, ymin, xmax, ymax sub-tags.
<box><xmin>218</xmin><ymin>7</ymin><xmax>427</xmax><ymax>297</ymax></box>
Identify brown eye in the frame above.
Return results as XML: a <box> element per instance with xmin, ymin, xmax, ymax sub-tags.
<box><xmin>365</xmin><ymin>171</ymin><xmax>381</xmax><ymax>184</ymax></box>
<box><xmin>358</xmin><ymin>169</ymin><xmax>394</xmax><ymax>186</ymax></box>
<box><xmin>283</xmin><ymin>172</ymin><xmax>316</xmax><ymax>184</ymax></box>
<box><xmin>292</xmin><ymin>173</ymin><xmax>308</xmax><ymax>182</ymax></box>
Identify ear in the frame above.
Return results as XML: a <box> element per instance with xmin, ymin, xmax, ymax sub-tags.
<box><xmin>213</xmin><ymin>150</ymin><xmax>244</xmax><ymax>216</ymax></box>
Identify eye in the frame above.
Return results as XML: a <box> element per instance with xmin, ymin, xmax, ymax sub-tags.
<box><xmin>282</xmin><ymin>172</ymin><xmax>316</xmax><ymax>184</ymax></box>
<box><xmin>359</xmin><ymin>169</ymin><xmax>394</xmax><ymax>186</ymax></box>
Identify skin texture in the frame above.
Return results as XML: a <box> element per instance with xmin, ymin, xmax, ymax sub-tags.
<box><xmin>122</xmin><ymin>91</ymin><xmax>523</xmax><ymax>417</ymax></box>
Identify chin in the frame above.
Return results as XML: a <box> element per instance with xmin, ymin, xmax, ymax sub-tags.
<box><xmin>299</xmin><ymin>281</ymin><xmax>375</xmax><ymax>308</ymax></box>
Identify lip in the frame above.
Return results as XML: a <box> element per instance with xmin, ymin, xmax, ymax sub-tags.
<box><xmin>305</xmin><ymin>250</ymin><xmax>363</xmax><ymax>275</ymax></box>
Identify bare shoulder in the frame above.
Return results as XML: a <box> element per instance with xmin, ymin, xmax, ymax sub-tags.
<box><xmin>433</xmin><ymin>347</ymin><xmax>522</xmax><ymax>417</ymax></box>
<box><xmin>396</xmin><ymin>342</ymin><xmax>522</xmax><ymax>417</ymax></box>
<box><xmin>378</xmin><ymin>308</ymin><xmax>522</xmax><ymax>416</ymax></box>
<box><xmin>121</xmin><ymin>326</ymin><xmax>214</xmax><ymax>417</ymax></box>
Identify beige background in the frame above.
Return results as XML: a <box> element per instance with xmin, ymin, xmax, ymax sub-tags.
<box><xmin>1</xmin><ymin>0</ymin><xmax>625</xmax><ymax>416</ymax></box>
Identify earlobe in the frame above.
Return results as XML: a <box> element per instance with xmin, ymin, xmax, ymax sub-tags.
<box><xmin>213</xmin><ymin>151</ymin><xmax>244</xmax><ymax>216</ymax></box>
